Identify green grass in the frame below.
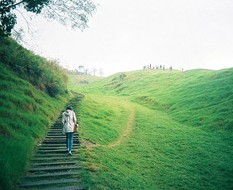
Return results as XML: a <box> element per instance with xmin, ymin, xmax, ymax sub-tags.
<box><xmin>77</xmin><ymin>69</ymin><xmax>233</xmax><ymax>131</ymax></box>
<box><xmin>76</xmin><ymin>95</ymin><xmax>132</xmax><ymax>145</ymax></box>
<box><xmin>0</xmin><ymin>62</ymin><xmax>69</xmax><ymax>189</ymax></box>
<box><xmin>0</xmin><ymin>36</ymin><xmax>73</xmax><ymax>189</ymax></box>
<box><xmin>0</xmin><ymin>36</ymin><xmax>68</xmax><ymax>97</ymax></box>
<box><xmin>69</xmin><ymin>68</ymin><xmax>233</xmax><ymax>189</ymax></box>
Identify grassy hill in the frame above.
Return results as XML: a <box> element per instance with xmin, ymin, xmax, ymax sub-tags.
<box><xmin>0</xmin><ymin>37</ymin><xmax>70</xmax><ymax>190</ymax></box>
<box><xmin>75</xmin><ymin>69</ymin><xmax>233</xmax><ymax>131</ymax></box>
<box><xmin>69</xmin><ymin>68</ymin><xmax>233</xmax><ymax>189</ymax></box>
<box><xmin>1</xmin><ymin>33</ymin><xmax>232</xmax><ymax>189</ymax></box>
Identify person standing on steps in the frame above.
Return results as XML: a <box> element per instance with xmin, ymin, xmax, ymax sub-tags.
<box><xmin>62</xmin><ymin>106</ymin><xmax>77</xmax><ymax>155</ymax></box>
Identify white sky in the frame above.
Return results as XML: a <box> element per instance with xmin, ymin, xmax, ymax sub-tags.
<box><xmin>16</xmin><ymin>0</ymin><xmax>233</xmax><ymax>76</ymax></box>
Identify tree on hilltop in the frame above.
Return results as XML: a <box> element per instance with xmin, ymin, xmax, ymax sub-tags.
<box><xmin>0</xmin><ymin>0</ymin><xmax>96</xmax><ymax>36</ymax></box>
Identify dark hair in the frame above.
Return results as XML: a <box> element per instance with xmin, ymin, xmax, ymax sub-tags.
<box><xmin>66</xmin><ymin>106</ymin><xmax>73</xmax><ymax>110</ymax></box>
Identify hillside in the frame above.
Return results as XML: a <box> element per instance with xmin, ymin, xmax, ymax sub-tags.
<box><xmin>69</xmin><ymin>68</ymin><xmax>233</xmax><ymax>189</ymax></box>
<box><xmin>77</xmin><ymin>69</ymin><xmax>233</xmax><ymax>131</ymax></box>
<box><xmin>0</xmin><ymin>37</ymin><xmax>70</xmax><ymax>190</ymax></box>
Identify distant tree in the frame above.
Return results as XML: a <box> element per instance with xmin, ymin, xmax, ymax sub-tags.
<box><xmin>84</xmin><ymin>68</ymin><xmax>89</xmax><ymax>75</ymax></box>
<box><xmin>92</xmin><ymin>68</ymin><xmax>97</xmax><ymax>76</ymax></box>
<box><xmin>78</xmin><ymin>65</ymin><xmax>85</xmax><ymax>74</ymax></box>
<box><xmin>0</xmin><ymin>0</ymin><xmax>96</xmax><ymax>36</ymax></box>
<box><xmin>74</xmin><ymin>69</ymin><xmax>79</xmax><ymax>74</ymax></box>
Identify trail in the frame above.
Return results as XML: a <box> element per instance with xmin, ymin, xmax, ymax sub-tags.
<box><xmin>107</xmin><ymin>110</ymin><xmax>135</xmax><ymax>148</ymax></box>
<box><xmin>85</xmin><ymin>109</ymin><xmax>135</xmax><ymax>149</ymax></box>
<box><xmin>19</xmin><ymin>98</ymin><xmax>83</xmax><ymax>190</ymax></box>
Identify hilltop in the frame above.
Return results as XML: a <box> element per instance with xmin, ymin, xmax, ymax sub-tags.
<box><xmin>69</xmin><ymin>68</ymin><xmax>233</xmax><ymax>189</ymax></box>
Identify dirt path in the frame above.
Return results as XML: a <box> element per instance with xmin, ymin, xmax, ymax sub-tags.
<box><xmin>107</xmin><ymin>110</ymin><xmax>135</xmax><ymax>148</ymax></box>
<box><xmin>85</xmin><ymin>109</ymin><xmax>135</xmax><ymax>149</ymax></box>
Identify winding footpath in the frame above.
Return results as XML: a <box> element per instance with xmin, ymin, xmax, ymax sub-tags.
<box><xmin>85</xmin><ymin>109</ymin><xmax>136</xmax><ymax>149</ymax></box>
<box><xmin>107</xmin><ymin>110</ymin><xmax>135</xmax><ymax>148</ymax></box>
<box><xmin>19</xmin><ymin>109</ymin><xmax>83</xmax><ymax>189</ymax></box>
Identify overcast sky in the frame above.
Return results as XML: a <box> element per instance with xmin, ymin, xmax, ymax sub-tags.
<box><xmin>16</xmin><ymin>0</ymin><xmax>233</xmax><ymax>76</ymax></box>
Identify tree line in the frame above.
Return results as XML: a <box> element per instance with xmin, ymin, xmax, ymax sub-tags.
<box><xmin>68</xmin><ymin>65</ymin><xmax>104</xmax><ymax>77</ymax></box>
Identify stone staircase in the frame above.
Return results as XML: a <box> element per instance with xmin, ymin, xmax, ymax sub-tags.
<box><xmin>19</xmin><ymin>104</ymin><xmax>84</xmax><ymax>190</ymax></box>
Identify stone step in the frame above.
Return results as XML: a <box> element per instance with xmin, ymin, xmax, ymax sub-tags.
<box><xmin>51</xmin><ymin>126</ymin><xmax>62</xmax><ymax>129</ymax></box>
<box><xmin>20</xmin><ymin>178</ymin><xmax>81</xmax><ymax>188</ymax></box>
<box><xmin>32</xmin><ymin>157</ymin><xmax>77</xmax><ymax>162</ymax></box>
<box><xmin>47</xmin><ymin>131</ymin><xmax>63</xmax><ymax>134</ymax></box>
<box><xmin>49</xmin><ymin>128</ymin><xmax>63</xmax><ymax>130</ymax></box>
<box><xmin>38</xmin><ymin>146</ymin><xmax>67</xmax><ymax>150</ymax></box>
<box><xmin>25</xmin><ymin>171</ymin><xmax>81</xmax><ymax>179</ymax></box>
<box><xmin>43</xmin><ymin>137</ymin><xmax>79</xmax><ymax>140</ymax></box>
<box><xmin>37</xmin><ymin>150</ymin><xmax>68</xmax><ymax>154</ymax></box>
<box><xmin>52</xmin><ymin>123</ymin><xmax>62</xmax><ymax>126</ymax></box>
<box><xmin>36</xmin><ymin>148</ymin><xmax>80</xmax><ymax>153</ymax></box>
<box><xmin>37</xmin><ymin>148</ymin><xmax>79</xmax><ymax>152</ymax></box>
<box><xmin>50</xmin><ymin>125</ymin><xmax>62</xmax><ymax>127</ymax></box>
<box><xmin>41</xmin><ymin>143</ymin><xmax>80</xmax><ymax>147</ymax></box>
<box><xmin>39</xmin><ymin>144</ymin><xmax>68</xmax><ymax>147</ymax></box>
<box><xmin>38</xmin><ymin>146</ymin><xmax>77</xmax><ymax>149</ymax></box>
<box><xmin>45</xmin><ymin>135</ymin><xmax>66</xmax><ymax>137</ymax></box>
<box><xmin>38</xmin><ymin>147</ymin><xmax>79</xmax><ymax>150</ymax></box>
<box><xmin>42</xmin><ymin>186</ymin><xmax>84</xmax><ymax>190</ymax></box>
<box><xmin>46</xmin><ymin>135</ymin><xmax>70</xmax><ymax>138</ymax></box>
<box><xmin>32</xmin><ymin>161</ymin><xmax>77</xmax><ymax>167</ymax></box>
<box><xmin>46</xmin><ymin>134</ymin><xmax>79</xmax><ymax>137</ymax></box>
<box><xmin>34</xmin><ymin>153</ymin><xmax>78</xmax><ymax>157</ymax></box>
<box><xmin>45</xmin><ymin>140</ymin><xmax>79</xmax><ymax>143</ymax></box>
<box><xmin>47</xmin><ymin>132</ymin><xmax>79</xmax><ymax>135</ymax></box>
<box><xmin>37</xmin><ymin>149</ymin><xmax>79</xmax><ymax>153</ymax></box>
<box><xmin>42</xmin><ymin>140</ymin><xmax>80</xmax><ymax>144</ymax></box>
<box><xmin>47</xmin><ymin>132</ymin><xmax>77</xmax><ymax>134</ymax></box>
<box><xmin>45</xmin><ymin>136</ymin><xmax>79</xmax><ymax>139</ymax></box>
<box><xmin>29</xmin><ymin>165</ymin><xmax>80</xmax><ymax>172</ymax></box>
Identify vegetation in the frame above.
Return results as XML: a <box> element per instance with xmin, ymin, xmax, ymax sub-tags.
<box><xmin>0</xmin><ymin>37</ymin><xmax>70</xmax><ymax>190</ymax></box>
<box><xmin>69</xmin><ymin>68</ymin><xmax>233</xmax><ymax>189</ymax></box>
<box><xmin>0</xmin><ymin>32</ymin><xmax>232</xmax><ymax>189</ymax></box>
<box><xmin>75</xmin><ymin>69</ymin><xmax>233</xmax><ymax>131</ymax></box>
<box><xmin>0</xmin><ymin>0</ymin><xmax>96</xmax><ymax>36</ymax></box>
<box><xmin>0</xmin><ymin>36</ymin><xmax>68</xmax><ymax>97</ymax></box>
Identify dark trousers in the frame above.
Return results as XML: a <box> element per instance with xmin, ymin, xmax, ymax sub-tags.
<box><xmin>66</xmin><ymin>132</ymin><xmax>74</xmax><ymax>151</ymax></box>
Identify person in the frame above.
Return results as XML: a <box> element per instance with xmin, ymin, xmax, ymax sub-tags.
<box><xmin>62</xmin><ymin>106</ymin><xmax>77</xmax><ymax>155</ymax></box>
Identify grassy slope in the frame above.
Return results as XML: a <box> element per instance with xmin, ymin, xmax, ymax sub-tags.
<box><xmin>78</xmin><ymin>69</ymin><xmax>233</xmax><ymax>131</ymax></box>
<box><xmin>0</xmin><ymin>63</ymin><xmax>68</xmax><ymax>189</ymax></box>
<box><xmin>69</xmin><ymin>68</ymin><xmax>233</xmax><ymax>189</ymax></box>
<box><xmin>0</xmin><ymin>36</ymin><xmax>68</xmax><ymax>97</ymax></box>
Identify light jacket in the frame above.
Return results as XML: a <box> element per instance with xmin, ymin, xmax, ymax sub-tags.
<box><xmin>62</xmin><ymin>110</ymin><xmax>77</xmax><ymax>133</ymax></box>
